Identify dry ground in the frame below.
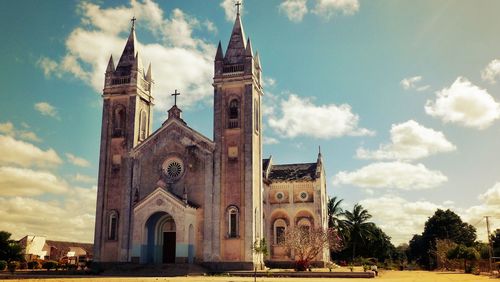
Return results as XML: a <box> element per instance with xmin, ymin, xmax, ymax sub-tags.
<box><xmin>0</xmin><ymin>271</ymin><xmax>495</xmax><ymax>282</ymax></box>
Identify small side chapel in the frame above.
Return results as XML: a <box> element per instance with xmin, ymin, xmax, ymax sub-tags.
<box><xmin>93</xmin><ymin>10</ymin><xmax>329</xmax><ymax>270</ymax></box>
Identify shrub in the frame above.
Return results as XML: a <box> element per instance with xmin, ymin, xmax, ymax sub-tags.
<box><xmin>0</xmin><ymin>260</ymin><xmax>6</xmax><ymax>271</ymax></box>
<box><xmin>42</xmin><ymin>261</ymin><xmax>58</xmax><ymax>271</ymax></box>
<box><xmin>7</xmin><ymin>261</ymin><xmax>19</xmax><ymax>273</ymax></box>
<box><xmin>295</xmin><ymin>259</ymin><xmax>308</xmax><ymax>271</ymax></box>
<box><xmin>19</xmin><ymin>261</ymin><xmax>28</xmax><ymax>269</ymax></box>
<box><xmin>27</xmin><ymin>261</ymin><xmax>39</xmax><ymax>270</ymax></box>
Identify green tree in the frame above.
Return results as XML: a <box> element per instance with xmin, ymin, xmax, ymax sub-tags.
<box><xmin>408</xmin><ymin>209</ymin><xmax>476</xmax><ymax>269</ymax></box>
<box><xmin>0</xmin><ymin>231</ymin><xmax>23</xmax><ymax>262</ymax></box>
<box><xmin>364</xmin><ymin>224</ymin><xmax>395</xmax><ymax>261</ymax></box>
<box><xmin>394</xmin><ymin>243</ymin><xmax>409</xmax><ymax>267</ymax></box>
<box><xmin>342</xmin><ymin>204</ymin><xmax>374</xmax><ymax>261</ymax></box>
<box><xmin>447</xmin><ymin>244</ymin><xmax>479</xmax><ymax>273</ymax></box>
<box><xmin>327</xmin><ymin>196</ymin><xmax>344</xmax><ymax>229</ymax></box>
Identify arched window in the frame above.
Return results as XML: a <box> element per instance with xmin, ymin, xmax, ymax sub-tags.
<box><xmin>113</xmin><ymin>105</ymin><xmax>126</xmax><ymax>137</ymax></box>
<box><xmin>273</xmin><ymin>219</ymin><xmax>287</xmax><ymax>245</ymax></box>
<box><xmin>108</xmin><ymin>210</ymin><xmax>119</xmax><ymax>240</ymax></box>
<box><xmin>139</xmin><ymin>110</ymin><xmax>147</xmax><ymax>141</ymax></box>
<box><xmin>297</xmin><ymin>217</ymin><xmax>312</xmax><ymax>233</ymax></box>
<box><xmin>228</xmin><ymin>99</ymin><xmax>239</xmax><ymax>129</ymax></box>
<box><xmin>227</xmin><ymin>205</ymin><xmax>239</xmax><ymax>238</ymax></box>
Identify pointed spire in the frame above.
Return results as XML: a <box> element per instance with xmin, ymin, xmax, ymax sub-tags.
<box><xmin>106</xmin><ymin>55</ymin><xmax>115</xmax><ymax>73</ymax></box>
<box><xmin>317</xmin><ymin>145</ymin><xmax>323</xmax><ymax>161</ymax></box>
<box><xmin>315</xmin><ymin>146</ymin><xmax>323</xmax><ymax>178</ymax></box>
<box><xmin>224</xmin><ymin>13</ymin><xmax>247</xmax><ymax>64</ymax></box>
<box><xmin>215</xmin><ymin>41</ymin><xmax>224</xmax><ymax>61</ymax></box>
<box><xmin>245</xmin><ymin>37</ymin><xmax>253</xmax><ymax>57</ymax></box>
<box><xmin>134</xmin><ymin>51</ymin><xmax>144</xmax><ymax>74</ymax></box>
<box><xmin>254</xmin><ymin>52</ymin><xmax>261</xmax><ymax>69</ymax></box>
<box><xmin>116</xmin><ymin>18</ymin><xmax>138</xmax><ymax>73</ymax></box>
<box><xmin>146</xmin><ymin>63</ymin><xmax>152</xmax><ymax>81</ymax></box>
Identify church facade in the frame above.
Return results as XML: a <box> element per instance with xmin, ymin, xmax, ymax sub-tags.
<box><xmin>93</xmin><ymin>13</ymin><xmax>329</xmax><ymax>270</ymax></box>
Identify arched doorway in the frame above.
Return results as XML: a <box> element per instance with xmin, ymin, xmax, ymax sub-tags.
<box><xmin>145</xmin><ymin>212</ymin><xmax>176</xmax><ymax>264</ymax></box>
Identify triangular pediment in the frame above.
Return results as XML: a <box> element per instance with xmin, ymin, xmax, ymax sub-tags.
<box><xmin>134</xmin><ymin>187</ymin><xmax>197</xmax><ymax>212</ymax></box>
<box><xmin>131</xmin><ymin>118</ymin><xmax>214</xmax><ymax>157</ymax></box>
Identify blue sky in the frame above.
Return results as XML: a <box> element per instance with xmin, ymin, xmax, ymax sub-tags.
<box><xmin>1</xmin><ymin>0</ymin><xmax>500</xmax><ymax>245</ymax></box>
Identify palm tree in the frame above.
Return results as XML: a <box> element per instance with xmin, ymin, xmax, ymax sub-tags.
<box><xmin>327</xmin><ymin>196</ymin><xmax>344</xmax><ymax>229</ymax></box>
<box><xmin>342</xmin><ymin>204</ymin><xmax>374</xmax><ymax>261</ymax></box>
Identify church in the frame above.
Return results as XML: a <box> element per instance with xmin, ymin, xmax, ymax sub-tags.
<box><xmin>93</xmin><ymin>10</ymin><xmax>329</xmax><ymax>270</ymax></box>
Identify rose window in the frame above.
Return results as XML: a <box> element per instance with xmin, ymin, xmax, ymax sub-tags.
<box><xmin>162</xmin><ymin>158</ymin><xmax>184</xmax><ymax>181</ymax></box>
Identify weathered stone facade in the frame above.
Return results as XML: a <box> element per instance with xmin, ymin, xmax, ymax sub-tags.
<box><xmin>94</xmin><ymin>14</ymin><xmax>328</xmax><ymax>270</ymax></box>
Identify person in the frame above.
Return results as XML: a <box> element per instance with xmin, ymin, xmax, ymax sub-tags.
<box><xmin>370</xmin><ymin>264</ymin><xmax>378</xmax><ymax>276</ymax></box>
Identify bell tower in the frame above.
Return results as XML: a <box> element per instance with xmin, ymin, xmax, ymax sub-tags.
<box><xmin>212</xmin><ymin>6</ymin><xmax>264</xmax><ymax>269</ymax></box>
<box><xmin>94</xmin><ymin>18</ymin><xmax>154</xmax><ymax>262</ymax></box>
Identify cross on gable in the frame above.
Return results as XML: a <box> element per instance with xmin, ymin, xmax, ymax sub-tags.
<box><xmin>171</xmin><ymin>89</ymin><xmax>180</xmax><ymax>106</ymax></box>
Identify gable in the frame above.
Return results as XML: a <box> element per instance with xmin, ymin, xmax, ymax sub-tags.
<box><xmin>134</xmin><ymin>187</ymin><xmax>198</xmax><ymax>213</ymax></box>
<box><xmin>131</xmin><ymin>118</ymin><xmax>215</xmax><ymax>157</ymax></box>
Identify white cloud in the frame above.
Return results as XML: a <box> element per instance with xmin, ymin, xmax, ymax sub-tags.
<box><xmin>0</xmin><ymin>122</ymin><xmax>14</xmax><ymax>135</ymax></box>
<box><xmin>400</xmin><ymin>75</ymin><xmax>430</xmax><ymax>91</ymax></box>
<box><xmin>73</xmin><ymin>173</ymin><xmax>97</xmax><ymax>184</ymax></box>
<box><xmin>268</xmin><ymin>94</ymin><xmax>373</xmax><ymax>139</ymax></box>
<box><xmin>37</xmin><ymin>57</ymin><xmax>59</xmax><ymax>78</ymax></box>
<box><xmin>313</xmin><ymin>0</ymin><xmax>359</xmax><ymax>19</ymax></box>
<box><xmin>0</xmin><ymin>135</ymin><xmax>62</xmax><ymax>168</ymax></box>
<box><xmin>360</xmin><ymin>195</ymin><xmax>444</xmax><ymax>245</ymax></box>
<box><xmin>220</xmin><ymin>0</ymin><xmax>243</xmax><ymax>21</ymax></box>
<box><xmin>204</xmin><ymin>19</ymin><xmax>217</xmax><ymax>33</ymax></box>
<box><xmin>263</xmin><ymin>77</ymin><xmax>276</xmax><ymax>88</ymax></box>
<box><xmin>66</xmin><ymin>153</ymin><xmax>91</xmax><ymax>167</ymax></box>
<box><xmin>0</xmin><ymin>167</ymin><xmax>68</xmax><ymax>196</ymax></box>
<box><xmin>481</xmin><ymin>59</ymin><xmax>500</xmax><ymax>84</ymax></box>
<box><xmin>359</xmin><ymin>182</ymin><xmax>500</xmax><ymax>245</ymax></box>
<box><xmin>462</xmin><ymin>183</ymin><xmax>500</xmax><ymax>241</ymax></box>
<box><xmin>334</xmin><ymin>162</ymin><xmax>447</xmax><ymax>190</ymax></box>
<box><xmin>34</xmin><ymin>102</ymin><xmax>58</xmax><ymax>119</ymax></box>
<box><xmin>0</xmin><ymin>186</ymin><xmax>96</xmax><ymax>242</ymax></box>
<box><xmin>264</xmin><ymin>136</ymin><xmax>280</xmax><ymax>145</ymax></box>
<box><xmin>279</xmin><ymin>0</ymin><xmax>308</xmax><ymax>22</ymax></box>
<box><xmin>17</xmin><ymin>131</ymin><xmax>42</xmax><ymax>143</ymax></box>
<box><xmin>425</xmin><ymin>77</ymin><xmax>500</xmax><ymax>129</ymax></box>
<box><xmin>416</xmin><ymin>85</ymin><xmax>431</xmax><ymax>92</ymax></box>
<box><xmin>0</xmin><ymin>121</ymin><xmax>41</xmax><ymax>142</ymax></box>
<box><xmin>39</xmin><ymin>1</ymin><xmax>215</xmax><ymax>111</ymax></box>
<box><xmin>356</xmin><ymin>120</ymin><xmax>456</xmax><ymax>161</ymax></box>
<box><xmin>478</xmin><ymin>182</ymin><xmax>500</xmax><ymax>205</ymax></box>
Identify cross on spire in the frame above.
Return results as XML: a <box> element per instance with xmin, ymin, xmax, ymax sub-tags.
<box><xmin>171</xmin><ymin>89</ymin><xmax>180</xmax><ymax>106</ymax></box>
<box><xmin>235</xmin><ymin>1</ymin><xmax>241</xmax><ymax>16</ymax></box>
<box><xmin>131</xmin><ymin>16</ymin><xmax>137</xmax><ymax>29</ymax></box>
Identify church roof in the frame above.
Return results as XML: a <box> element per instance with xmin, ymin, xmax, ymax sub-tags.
<box><xmin>265</xmin><ymin>162</ymin><xmax>319</xmax><ymax>182</ymax></box>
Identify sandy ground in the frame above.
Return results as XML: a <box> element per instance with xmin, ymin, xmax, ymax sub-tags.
<box><xmin>0</xmin><ymin>271</ymin><xmax>494</xmax><ymax>282</ymax></box>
